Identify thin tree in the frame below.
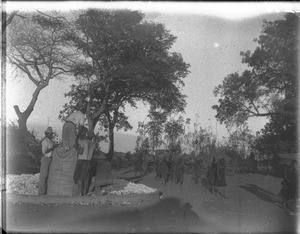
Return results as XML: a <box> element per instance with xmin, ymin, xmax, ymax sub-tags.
<box><xmin>164</xmin><ymin>116</ymin><xmax>185</xmax><ymax>152</ymax></box>
<box><xmin>7</xmin><ymin>12</ymin><xmax>75</xmax><ymax>131</ymax></box>
<box><xmin>145</xmin><ymin>109</ymin><xmax>168</xmax><ymax>154</ymax></box>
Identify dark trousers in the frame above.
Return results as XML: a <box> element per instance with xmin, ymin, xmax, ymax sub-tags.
<box><xmin>38</xmin><ymin>156</ymin><xmax>52</xmax><ymax>195</ymax></box>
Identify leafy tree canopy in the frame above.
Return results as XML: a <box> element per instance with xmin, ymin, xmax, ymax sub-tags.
<box><xmin>212</xmin><ymin>13</ymin><xmax>298</xmax><ymax>154</ymax></box>
<box><xmin>60</xmin><ymin>9</ymin><xmax>190</xmax><ymax>128</ymax></box>
<box><xmin>212</xmin><ymin>13</ymin><xmax>299</xmax><ymax>128</ymax></box>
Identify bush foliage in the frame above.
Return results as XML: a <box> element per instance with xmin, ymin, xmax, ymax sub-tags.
<box><xmin>7</xmin><ymin>123</ymin><xmax>42</xmax><ymax>174</ymax></box>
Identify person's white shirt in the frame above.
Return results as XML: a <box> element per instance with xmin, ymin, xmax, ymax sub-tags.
<box><xmin>77</xmin><ymin>139</ymin><xmax>96</xmax><ymax>161</ymax></box>
<box><xmin>66</xmin><ymin>110</ymin><xmax>85</xmax><ymax>127</ymax></box>
<box><xmin>42</xmin><ymin>137</ymin><xmax>54</xmax><ymax>158</ymax></box>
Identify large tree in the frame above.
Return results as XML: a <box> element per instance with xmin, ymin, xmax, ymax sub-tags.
<box><xmin>7</xmin><ymin>12</ymin><xmax>74</xmax><ymax>131</ymax></box>
<box><xmin>252</xmin><ymin>111</ymin><xmax>298</xmax><ymax>156</ymax></box>
<box><xmin>61</xmin><ymin>9</ymin><xmax>190</xmax><ymax>159</ymax></box>
<box><xmin>213</xmin><ymin>13</ymin><xmax>298</xmax><ymax>126</ymax></box>
<box><xmin>212</xmin><ymin>13</ymin><xmax>298</xmax><ymax>153</ymax></box>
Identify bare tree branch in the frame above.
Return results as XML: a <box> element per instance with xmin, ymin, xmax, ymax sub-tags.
<box><xmin>2</xmin><ymin>11</ymin><xmax>25</xmax><ymax>32</ymax></box>
<box><xmin>36</xmin><ymin>10</ymin><xmax>67</xmax><ymax>22</ymax></box>
<box><xmin>9</xmin><ymin>59</ymin><xmax>39</xmax><ymax>86</ymax></box>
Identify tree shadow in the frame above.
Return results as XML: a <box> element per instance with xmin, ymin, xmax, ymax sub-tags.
<box><xmin>72</xmin><ymin>197</ymin><xmax>207</xmax><ymax>233</ymax></box>
<box><xmin>201</xmin><ymin>178</ymin><xmax>213</xmax><ymax>194</ymax></box>
<box><xmin>200</xmin><ymin>178</ymin><xmax>228</xmax><ymax>199</ymax></box>
<box><xmin>238</xmin><ymin>183</ymin><xmax>283</xmax><ymax>209</ymax></box>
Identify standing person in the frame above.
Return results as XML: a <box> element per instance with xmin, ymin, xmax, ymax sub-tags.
<box><xmin>279</xmin><ymin>160</ymin><xmax>298</xmax><ymax>209</ymax></box>
<box><xmin>167</xmin><ymin>155</ymin><xmax>175</xmax><ymax>183</ymax></box>
<box><xmin>116</xmin><ymin>157</ymin><xmax>123</xmax><ymax>171</ymax></box>
<box><xmin>179</xmin><ymin>158</ymin><xmax>185</xmax><ymax>185</ymax></box>
<box><xmin>216</xmin><ymin>158</ymin><xmax>227</xmax><ymax>195</ymax></box>
<box><xmin>62</xmin><ymin>100</ymin><xmax>86</xmax><ymax>152</ymax></box>
<box><xmin>134</xmin><ymin>153</ymin><xmax>144</xmax><ymax>177</ymax></box>
<box><xmin>154</xmin><ymin>157</ymin><xmax>161</xmax><ymax>180</ymax></box>
<box><xmin>160</xmin><ymin>156</ymin><xmax>169</xmax><ymax>184</ymax></box>
<box><xmin>86</xmin><ymin>155</ymin><xmax>97</xmax><ymax>195</ymax></box>
<box><xmin>73</xmin><ymin>130</ymin><xmax>96</xmax><ymax>196</ymax></box>
<box><xmin>194</xmin><ymin>158</ymin><xmax>202</xmax><ymax>185</ymax></box>
<box><xmin>38</xmin><ymin>126</ymin><xmax>58</xmax><ymax>195</ymax></box>
<box><xmin>174</xmin><ymin>157</ymin><xmax>185</xmax><ymax>185</ymax></box>
<box><xmin>84</xmin><ymin>130</ymin><xmax>96</xmax><ymax>194</ymax></box>
<box><xmin>207</xmin><ymin>157</ymin><xmax>217</xmax><ymax>195</ymax></box>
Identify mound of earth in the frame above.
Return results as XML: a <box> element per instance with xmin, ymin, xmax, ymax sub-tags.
<box><xmin>6</xmin><ymin>174</ymin><xmax>161</xmax><ymax>205</ymax></box>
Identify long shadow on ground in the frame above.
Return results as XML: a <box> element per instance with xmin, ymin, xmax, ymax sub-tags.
<box><xmin>238</xmin><ymin>183</ymin><xmax>284</xmax><ymax>209</ymax></box>
<box><xmin>8</xmin><ymin>197</ymin><xmax>213</xmax><ymax>233</ymax></box>
<box><xmin>72</xmin><ymin>197</ymin><xmax>210</xmax><ymax>233</ymax></box>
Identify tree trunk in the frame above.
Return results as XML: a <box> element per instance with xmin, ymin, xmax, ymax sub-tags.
<box><xmin>151</xmin><ymin>135</ymin><xmax>155</xmax><ymax>153</ymax></box>
<box><xmin>86</xmin><ymin>113</ymin><xmax>97</xmax><ymax>132</ymax></box>
<box><xmin>106</xmin><ymin>110</ymin><xmax>118</xmax><ymax>162</ymax></box>
<box><xmin>107</xmin><ymin>124</ymin><xmax>115</xmax><ymax>162</ymax></box>
<box><xmin>13</xmin><ymin>84</ymin><xmax>46</xmax><ymax>131</ymax></box>
<box><xmin>18</xmin><ymin>113</ymin><xmax>29</xmax><ymax>131</ymax></box>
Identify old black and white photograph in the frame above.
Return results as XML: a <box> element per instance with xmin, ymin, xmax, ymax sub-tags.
<box><xmin>1</xmin><ymin>1</ymin><xmax>299</xmax><ymax>233</ymax></box>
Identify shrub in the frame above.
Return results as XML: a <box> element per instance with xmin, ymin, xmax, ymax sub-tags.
<box><xmin>6</xmin><ymin>123</ymin><xmax>42</xmax><ymax>174</ymax></box>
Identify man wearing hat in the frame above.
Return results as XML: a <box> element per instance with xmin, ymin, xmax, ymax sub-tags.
<box><xmin>38</xmin><ymin>126</ymin><xmax>58</xmax><ymax>195</ymax></box>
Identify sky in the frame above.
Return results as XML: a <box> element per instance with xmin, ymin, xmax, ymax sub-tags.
<box><xmin>4</xmin><ymin>2</ymin><xmax>300</xmax><ymax>151</ymax></box>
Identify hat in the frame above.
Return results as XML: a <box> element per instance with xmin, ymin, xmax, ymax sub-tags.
<box><xmin>45</xmin><ymin>126</ymin><xmax>54</xmax><ymax>134</ymax></box>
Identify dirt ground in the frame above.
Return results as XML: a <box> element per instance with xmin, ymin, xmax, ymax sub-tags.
<box><xmin>4</xmin><ymin>169</ymin><xmax>298</xmax><ymax>233</ymax></box>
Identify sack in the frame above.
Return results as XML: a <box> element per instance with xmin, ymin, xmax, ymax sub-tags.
<box><xmin>47</xmin><ymin>147</ymin><xmax>77</xmax><ymax>196</ymax></box>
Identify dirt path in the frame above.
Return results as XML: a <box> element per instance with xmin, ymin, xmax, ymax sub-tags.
<box><xmin>4</xmin><ymin>171</ymin><xmax>297</xmax><ymax>233</ymax></box>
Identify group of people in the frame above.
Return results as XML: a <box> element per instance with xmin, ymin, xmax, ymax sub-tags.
<box><xmin>152</xmin><ymin>153</ymin><xmax>227</xmax><ymax>194</ymax></box>
<box><xmin>153</xmin><ymin>154</ymin><xmax>184</xmax><ymax>185</ymax></box>
<box><xmin>151</xmin><ymin>154</ymin><xmax>227</xmax><ymax>197</ymax></box>
<box><xmin>38</xmin><ymin>102</ymin><xmax>109</xmax><ymax>196</ymax></box>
